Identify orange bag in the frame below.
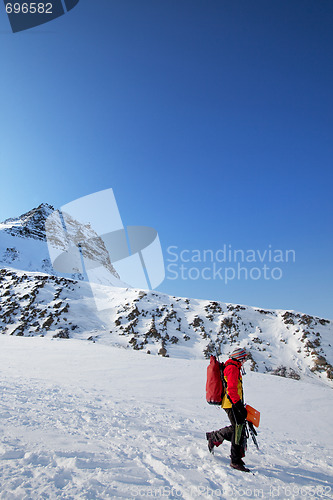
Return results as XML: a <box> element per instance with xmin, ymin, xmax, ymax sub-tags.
<box><xmin>245</xmin><ymin>404</ymin><xmax>260</xmax><ymax>428</ymax></box>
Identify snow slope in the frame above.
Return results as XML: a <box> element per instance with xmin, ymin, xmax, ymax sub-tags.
<box><xmin>0</xmin><ymin>268</ymin><xmax>332</xmax><ymax>386</ymax></box>
<box><xmin>1</xmin><ymin>204</ymin><xmax>332</xmax><ymax>386</ymax></box>
<box><xmin>0</xmin><ymin>336</ymin><xmax>332</xmax><ymax>499</ymax></box>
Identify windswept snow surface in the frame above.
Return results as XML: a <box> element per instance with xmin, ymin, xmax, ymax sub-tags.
<box><xmin>0</xmin><ymin>337</ymin><xmax>332</xmax><ymax>499</ymax></box>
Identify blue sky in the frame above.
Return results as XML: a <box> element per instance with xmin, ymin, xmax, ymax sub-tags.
<box><xmin>0</xmin><ymin>0</ymin><xmax>332</xmax><ymax>318</ymax></box>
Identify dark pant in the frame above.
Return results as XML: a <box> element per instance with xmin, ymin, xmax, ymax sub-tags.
<box><xmin>211</xmin><ymin>408</ymin><xmax>246</xmax><ymax>463</ymax></box>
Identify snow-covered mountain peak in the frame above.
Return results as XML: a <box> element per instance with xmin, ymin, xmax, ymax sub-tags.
<box><xmin>0</xmin><ymin>203</ymin><xmax>55</xmax><ymax>241</ymax></box>
<box><xmin>0</xmin><ymin>203</ymin><xmax>120</xmax><ymax>282</ymax></box>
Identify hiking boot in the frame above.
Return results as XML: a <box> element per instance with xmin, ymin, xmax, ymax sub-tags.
<box><xmin>206</xmin><ymin>432</ymin><xmax>215</xmax><ymax>453</ymax></box>
<box><xmin>206</xmin><ymin>432</ymin><xmax>223</xmax><ymax>454</ymax></box>
<box><xmin>230</xmin><ymin>461</ymin><xmax>250</xmax><ymax>472</ymax></box>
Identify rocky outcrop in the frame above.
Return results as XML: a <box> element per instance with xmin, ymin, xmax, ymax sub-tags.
<box><xmin>1</xmin><ymin>268</ymin><xmax>332</xmax><ymax>385</ymax></box>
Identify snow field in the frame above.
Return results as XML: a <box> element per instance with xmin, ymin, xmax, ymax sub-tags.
<box><xmin>0</xmin><ymin>336</ymin><xmax>332</xmax><ymax>499</ymax></box>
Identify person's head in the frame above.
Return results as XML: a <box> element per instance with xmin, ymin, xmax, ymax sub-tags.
<box><xmin>230</xmin><ymin>347</ymin><xmax>248</xmax><ymax>364</ymax></box>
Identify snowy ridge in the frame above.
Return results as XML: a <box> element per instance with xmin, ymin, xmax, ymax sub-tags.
<box><xmin>0</xmin><ymin>204</ymin><xmax>332</xmax><ymax>386</ymax></box>
<box><xmin>0</xmin><ymin>268</ymin><xmax>332</xmax><ymax>386</ymax></box>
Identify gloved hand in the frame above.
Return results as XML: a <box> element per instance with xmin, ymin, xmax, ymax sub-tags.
<box><xmin>233</xmin><ymin>400</ymin><xmax>248</xmax><ymax>424</ymax></box>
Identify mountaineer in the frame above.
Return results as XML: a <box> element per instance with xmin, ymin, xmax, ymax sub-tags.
<box><xmin>206</xmin><ymin>347</ymin><xmax>250</xmax><ymax>472</ymax></box>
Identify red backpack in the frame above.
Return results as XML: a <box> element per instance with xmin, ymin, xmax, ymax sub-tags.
<box><xmin>206</xmin><ymin>355</ymin><xmax>225</xmax><ymax>405</ymax></box>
